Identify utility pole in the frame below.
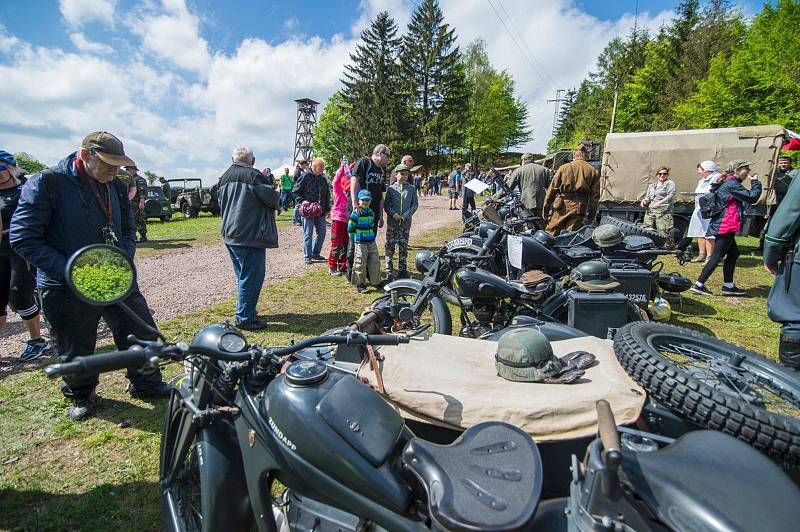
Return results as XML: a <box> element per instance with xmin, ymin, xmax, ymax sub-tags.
<box><xmin>547</xmin><ymin>89</ymin><xmax>566</xmax><ymax>136</ymax></box>
<box><xmin>609</xmin><ymin>82</ymin><xmax>620</xmax><ymax>134</ymax></box>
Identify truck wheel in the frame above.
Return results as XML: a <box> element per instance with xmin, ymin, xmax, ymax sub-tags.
<box><xmin>600</xmin><ymin>215</ymin><xmax>668</xmax><ymax>246</ymax></box>
<box><xmin>181</xmin><ymin>202</ymin><xmax>192</xmax><ymax>219</ymax></box>
<box><xmin>614</xmin><ymin>321</ymin><xmax>800</xmax><ymax>465</ymax></box>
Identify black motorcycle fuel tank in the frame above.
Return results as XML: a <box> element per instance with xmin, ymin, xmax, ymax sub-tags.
<box><xmin>453</xmin><ymin>267</ymin><xmax>517</xmax><ymax>299</ymax></box>
<box><xmin>519</xmin><ymin>234</ymin><xmax>568</xmax><ymax>271</ymax></box>
<box><xmin>260</xmin><ymin>361</ymin><xmax>411</xmax><ymax>512</ymax></box>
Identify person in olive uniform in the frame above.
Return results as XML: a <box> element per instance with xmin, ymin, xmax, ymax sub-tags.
<box><xmin>542</xmin><ymin>145</ymin><xmax>600</xmax><ymax>235</ymax></box>
<box><xmin>774</xmin><ymin>155</ymin><xmax>797</xmax><ymax>207</ymax></box>
<box><xmin>126</xmin><ymin>166</ymin><xmax>148</xmax><ymax>242</ymax></box>
<box><xmin>764</xmin><ymin>172</ymin><xmax>800</xmax><ymax>370</ymax></box>
<box><xmin>159</xmin><ymin>176</ymin><xmax>171</xmax><ymax>203</ymax></box>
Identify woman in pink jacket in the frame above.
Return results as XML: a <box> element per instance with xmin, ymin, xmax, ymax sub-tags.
<box><xmin>328</xmin><ymin>160</ymin><xmax>352</xmax><ymax>275</ymax></box>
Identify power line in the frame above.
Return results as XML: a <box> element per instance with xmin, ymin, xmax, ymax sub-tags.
<box><xmin>484</xmin><ymin>0</ymin><xmax>551</xmax><ymax>85</ymax></box>
<box><xmin>494</xmin><ymin>0</ymin><xmax>553</xmax><ymax>84</ymax></box>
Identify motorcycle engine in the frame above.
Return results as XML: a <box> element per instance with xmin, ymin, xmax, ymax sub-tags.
<box><xmin>460</xmin><ymin>298</ymin><xmax>498</xmax><ymax>337</ymax></box>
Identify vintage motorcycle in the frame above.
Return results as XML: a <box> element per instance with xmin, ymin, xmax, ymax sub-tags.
<box><xmin>44</xmin><ymin>244</ymin><xmax>800</xmax><ymax>531</ymax></box>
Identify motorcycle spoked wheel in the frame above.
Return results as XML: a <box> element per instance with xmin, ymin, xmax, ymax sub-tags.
<box><xmin>614</xmin><ymin>322</ymin><xmax>800</xmax><ymax>465</ymax></box>
<box><xmin>373</xmin><ymin>287</ymin><xmax>452</xmax><ymax>336</ymax></box>
<box><xmin>160</xmin><ymin>390</ymin><xmax>203</xmax><ymax>531</ymax></box>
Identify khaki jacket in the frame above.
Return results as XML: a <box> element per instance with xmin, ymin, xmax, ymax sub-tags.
<box><xmin>542</xmin><ymin>160</ymin><xmax>600</xmax><ymax>217</ymax></box>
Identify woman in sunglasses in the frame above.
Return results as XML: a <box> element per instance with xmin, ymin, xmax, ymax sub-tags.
<box><xmin>641</xmin><ymin>165</ymin><xmax>676</xmax><ymax>247</ymax></box>
<box><xmin>0</xmin><ymin>150</ymin><xmax>50</xmax><ymax>361</ymax></box>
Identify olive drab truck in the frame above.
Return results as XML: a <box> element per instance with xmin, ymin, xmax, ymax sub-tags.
<box><xmin>598</xmin><ymin>125</ymin><xmax>787</xmax><ymax>240</ymax></box>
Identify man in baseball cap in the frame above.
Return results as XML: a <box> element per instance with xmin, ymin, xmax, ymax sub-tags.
<box><xmin>82</xmin><ymin>131</ymin><xmax>136</xmax><ymax>168</ymax></box>
<box><xmin>10</xmin><ymin>130</ymin><xmax>170</xmax><ymax>421</ymax></box>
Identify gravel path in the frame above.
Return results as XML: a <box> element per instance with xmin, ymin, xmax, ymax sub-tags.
<box><xmin>0</xmin><ymin>194</ymin><xmax>458</xmax><ymax>365</ymax></box>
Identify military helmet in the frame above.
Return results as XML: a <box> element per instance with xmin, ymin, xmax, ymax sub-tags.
<box><xmin>570</xmin><ymin>260</ymin><xmax>620</xmax><ymax>292</ymax></box>
<box><xmin>495</xmin><ymin>328</ymin><xmax>563</xmax><ymax>382</ymax></box>
<box><xmin>592</xmin><ymin>224</ymin><xmax>624</xmax><ymax>248</ymax></box>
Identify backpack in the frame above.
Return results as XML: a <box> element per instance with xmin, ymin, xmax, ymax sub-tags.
<box><xmin>698</xmin><ymin>189</ymin><xmax>726</xmax><ymax>219</ymax></box>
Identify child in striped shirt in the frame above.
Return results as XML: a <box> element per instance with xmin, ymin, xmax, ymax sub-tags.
<box><xmin>348</xmin><ymin>190</ymin><xmax>381</xmax><ymax>292</ymax></box>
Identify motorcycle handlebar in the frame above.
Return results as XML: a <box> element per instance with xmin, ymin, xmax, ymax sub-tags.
<box><xmin>45</xmin><ymin>347</ymin><xmax>150</xmax><ymax>378</ymax></box>
<box><xmin>44</xmin><ymin>333</ymin><xmax>410</xmax><ymax>379</ymax></box>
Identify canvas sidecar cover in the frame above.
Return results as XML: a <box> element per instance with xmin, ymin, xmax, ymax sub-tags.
<box><xmin>361</xmin><ymin>334</ymin><xmax>646</xmax><ymax>442</ymax></box>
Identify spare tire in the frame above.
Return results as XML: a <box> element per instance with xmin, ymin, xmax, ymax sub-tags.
<box><xmin>600</xmin><ymin>215</ymin><xmax>668</xmax><ymax>246</ymax></box>
<box><xmin>614</xmin><ymin>322</ymin><xmax>800</xmax><ymax>465</ymax></box>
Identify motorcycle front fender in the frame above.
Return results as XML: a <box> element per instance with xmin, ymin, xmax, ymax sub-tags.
<box><xmin>383</xmin><ymin>278</ymin><xmax>424</xmax><ymax>293</ymax></box>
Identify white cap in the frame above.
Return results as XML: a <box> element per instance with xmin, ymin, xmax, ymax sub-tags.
<box><xmin>699</xmin><ymin>160</ymin><xmax>717</xmax><ymax>172</ymax></box>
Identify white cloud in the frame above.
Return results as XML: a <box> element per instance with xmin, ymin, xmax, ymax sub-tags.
<box><xmin>0</xmin><ymin>0</ymin><xmax>681</xmax><ymax>183</ymax></box>
<box><xmin>283</xmin><ymin>17</ymin><xmax>299</xmax><ymax>31</ymax></box>
<box><xmin>439</xmin><ymin>0</ymin><xmax>675</xmax><ymax>153</ymax></box>
<box><xmin>58</xmin><ymin>0</ymin><xmax>117</xmax><ymax>28</ymax></box>
<box><xmin>131</xmin><ymin>0</ymin><xmax>211</xmax><ymax>74</ymax></box>
<box><xmin>69</xmin><ymin>32</ymin><xmax>113</xmax><ymax>54</ymax></box>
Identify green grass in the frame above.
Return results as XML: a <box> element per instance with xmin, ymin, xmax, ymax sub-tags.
<box><xmin>0</xmin><ymin>229</ymin><xmax>782</xmax><ymax>530</ymax></box>
<box><xmin>136</xmin><ymin>211</ymin><xmax>294</xmax><ymax>257</ymax></box>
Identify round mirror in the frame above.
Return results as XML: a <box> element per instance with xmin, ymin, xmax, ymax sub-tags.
<box><xmin>65</xmin><ymin>245</ymin><xmax>136</xmax><ymax>306</ymax></box>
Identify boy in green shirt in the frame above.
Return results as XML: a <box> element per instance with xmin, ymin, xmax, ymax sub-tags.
<box><xmin>279</xmin><ymin>167</ymin><xmax>293</xmax><ymax>211</ymax></box>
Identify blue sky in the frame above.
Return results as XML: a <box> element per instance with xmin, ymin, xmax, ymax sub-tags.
<box><xmin>0</xmin><ymin>1</ymin><xmax>763</xmax><ymax>181</ymax></box>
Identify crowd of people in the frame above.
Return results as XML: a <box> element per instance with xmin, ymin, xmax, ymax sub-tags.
<box><xmin>1</xmin><ymin>130</ymin><xmax>798</xmax><ymax>422</ymax></box>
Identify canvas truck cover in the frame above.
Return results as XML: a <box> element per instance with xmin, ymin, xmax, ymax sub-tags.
<box><xmin>600</xmin><ymin>125</ymin><xmax>786</xmax><ymax>205</ymax></box>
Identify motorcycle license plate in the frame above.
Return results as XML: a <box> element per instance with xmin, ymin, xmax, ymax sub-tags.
<box><xmin>446</xmin><ymin>238</ymin><xmax>473</xmax><ymax>251</ymax></box>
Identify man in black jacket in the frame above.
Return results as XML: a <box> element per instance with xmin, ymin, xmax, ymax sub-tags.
<box><xmin>218</xmin><ymin>147</ymin><xmax>279</xmax><ymax>330</ymax></box>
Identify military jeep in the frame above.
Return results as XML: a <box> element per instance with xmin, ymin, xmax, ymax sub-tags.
<box><xmin>144</xmin><ymin>186</ymin><xmax>172</xmax><ymax>222</ymax></box>
<box><xmin>166</xmin><ymin>178</ymin><xmax>220</xmax><ymax>218</ymax></box>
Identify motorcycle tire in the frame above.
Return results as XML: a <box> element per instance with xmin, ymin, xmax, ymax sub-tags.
<box><xmin>599</xmin><ymin>215</ymin><xmax>668</xmax><ymax>246</ymax></box>
<box><xmin>614</xmin><ymin>322</ymin><xmax>800</xmax><ymax>465</ymax></box>
<box><xmin>377</xmin><ymin>287</ymin><xmax>452</xmax><ymax>336</ymax></box>
<box><xmin>160</xmin><ymin>390</ymin><xmax>252</xmax><ymax>531</ymax></box>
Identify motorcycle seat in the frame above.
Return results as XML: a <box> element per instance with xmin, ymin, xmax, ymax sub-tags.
<box><xmin>402</xmin><ymin>421</ymin><xmax>542</xmax><ymax>531</ymax></box>
<box><xmin>624</xmin><ymin>430</ymin><xmax>800</xmax><ymax>532</ymax></box>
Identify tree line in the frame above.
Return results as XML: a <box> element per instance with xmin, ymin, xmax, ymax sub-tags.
<box><xmin>549</xmin><ymin>0</ymin><xmax>800</xmax><ymax>152</ymax></box>
<box><xmin>313</xmin><ymin>0</ymin><xmax>531</xmax><ymax>172</ymax></box>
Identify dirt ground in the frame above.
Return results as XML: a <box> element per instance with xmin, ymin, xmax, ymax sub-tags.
<box><xmin>0</xmin><ymin>193</ymin><xmax>459</xmax><ymax>366</ymax></box>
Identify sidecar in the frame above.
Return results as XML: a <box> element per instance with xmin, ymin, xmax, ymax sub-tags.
<box><xmin>294</xmin><ymin>332</ymin><xmax>655</xmax><ymax>497</ymax></box>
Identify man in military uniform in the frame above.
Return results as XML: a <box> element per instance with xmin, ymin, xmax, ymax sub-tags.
<box><xmin>764</xmin><ymin>172</ymin><xmax>800</xmax><ymax>370</ymax></box>
<box><xmin>491</xmin><ymin>153</ymin><xmax>549</xmax><ymax>216</ymax></box>
<box><xmin>159</xmin><ymin>176</ymin><xmax>171</xmax><ymax>202</ymax></box>
<box><xmin>774</xmin><ymin>155</ymin><xmax>797</xmax><ymax>207</ymax></box>
<box><xmin>126</xmin><ymin>166</ymin><xmax>148</xmax><ymax>242</ymax></box>
<box><xmin>542</xmin><ymin>145</ymin><xmax>600</xmax><ymax>235</ymax></box>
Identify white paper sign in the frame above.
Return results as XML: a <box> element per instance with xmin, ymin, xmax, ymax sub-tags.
<box><xmin>464</xmin><ymin>178</ymin><xmax>490</xmax><ymax>195</ymax></box>
<box><xmin>507</xmin><ymin>235</ymin><xmax>523</xmax><ymax>270</ymax></box>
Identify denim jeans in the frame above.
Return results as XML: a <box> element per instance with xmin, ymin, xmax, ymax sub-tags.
<box><xmin>280</xmin><ymin>189</ymin><xmax>292</xmax><ymax>211</ymax></box>
<box><xmin>225</xmin><ymin>244</ymin><xmax>266</xmax><ymax>325</ymax></box>
<box><xmin>292</xmin><ymin>203</ymin><xmax>302</xmax><ymax>224</ymax></box>
<box><xmin>302</xmin><ymin>215</ymin><xmax>327</xmax><ymax>259</ymax></box>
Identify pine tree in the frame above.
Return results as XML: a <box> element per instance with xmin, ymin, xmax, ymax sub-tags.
<box><xmin>399</xmin><ymin>0</ymin><xmax>464</xmax><ymax>159</ymax></box>
<box><xmin>340</xmin><ymin>11</ymin><xmax>405</xmax><ymax>156</ymax></box>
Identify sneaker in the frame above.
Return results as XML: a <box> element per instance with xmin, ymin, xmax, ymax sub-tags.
<box><xmin>312</xmin><ymin>255</ymin><xmax>325</xmax><ymax>261</ymax></box>
<box><xmin>304</xmin><ymin>258</ymin><xmax>312</xmax><ymax>264</ymax></box>
<box><xmin>721</xmin><ymin>285</ymin><xmax>746</xmax><ymax>296</ymax></box>
<box><xmin>69</xmin><ymin>396</ymin><xmax>96</xmax><ymax>421</ymax></box>
<box><xmin>19</xmin><ymin>338</ymin><xmax>51</xmax><ymax>362</ymax></box>
<box><xmin>330</xmin><ymin>269</ymin><xmax>342</xmax><ymax>276</ymax></box>
<box><xmin>690</xmin><ymin>284</ymin><xmax>712</xmax><ymax>296</ymax></box>
<box><xmin>128</xmin><ymin>381</ymin><xmax>172</xmax><ymax>400</ymax></box>
<box><xmin>690</xmin><ymin>255</ymin><xmax>707</xmax><ymax>263</ymax></box>
<box><xmin>237</xmin><ymin>318</ymin><xmax>269</xmax><ymax>331</ymax></box>
<box><xmin>357</xmin><ymin>285</ymin><xmax>368</xmax><ymax>293</ymax></box>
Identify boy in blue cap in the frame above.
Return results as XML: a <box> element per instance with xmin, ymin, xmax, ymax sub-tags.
<box><xmin>348</xmin><ymin>190</ymin><xmax>380</xmax><ymax>292</ymax></box>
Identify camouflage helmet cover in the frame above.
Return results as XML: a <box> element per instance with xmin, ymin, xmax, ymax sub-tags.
<box><xmin>592</xmin><ymin>224</ymin><xmax>625</xmax><ymax>248</ymax></box>
<box><xmin>495</xmin><ymin>328</ymin><xmax>564</xmax><ymax>382</ymax></box>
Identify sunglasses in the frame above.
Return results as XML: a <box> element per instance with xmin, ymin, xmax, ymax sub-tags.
<box><xmin>657</xmin><ymin>172</ymin><xmax>669</xmax><ymax>176</ymax></box>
